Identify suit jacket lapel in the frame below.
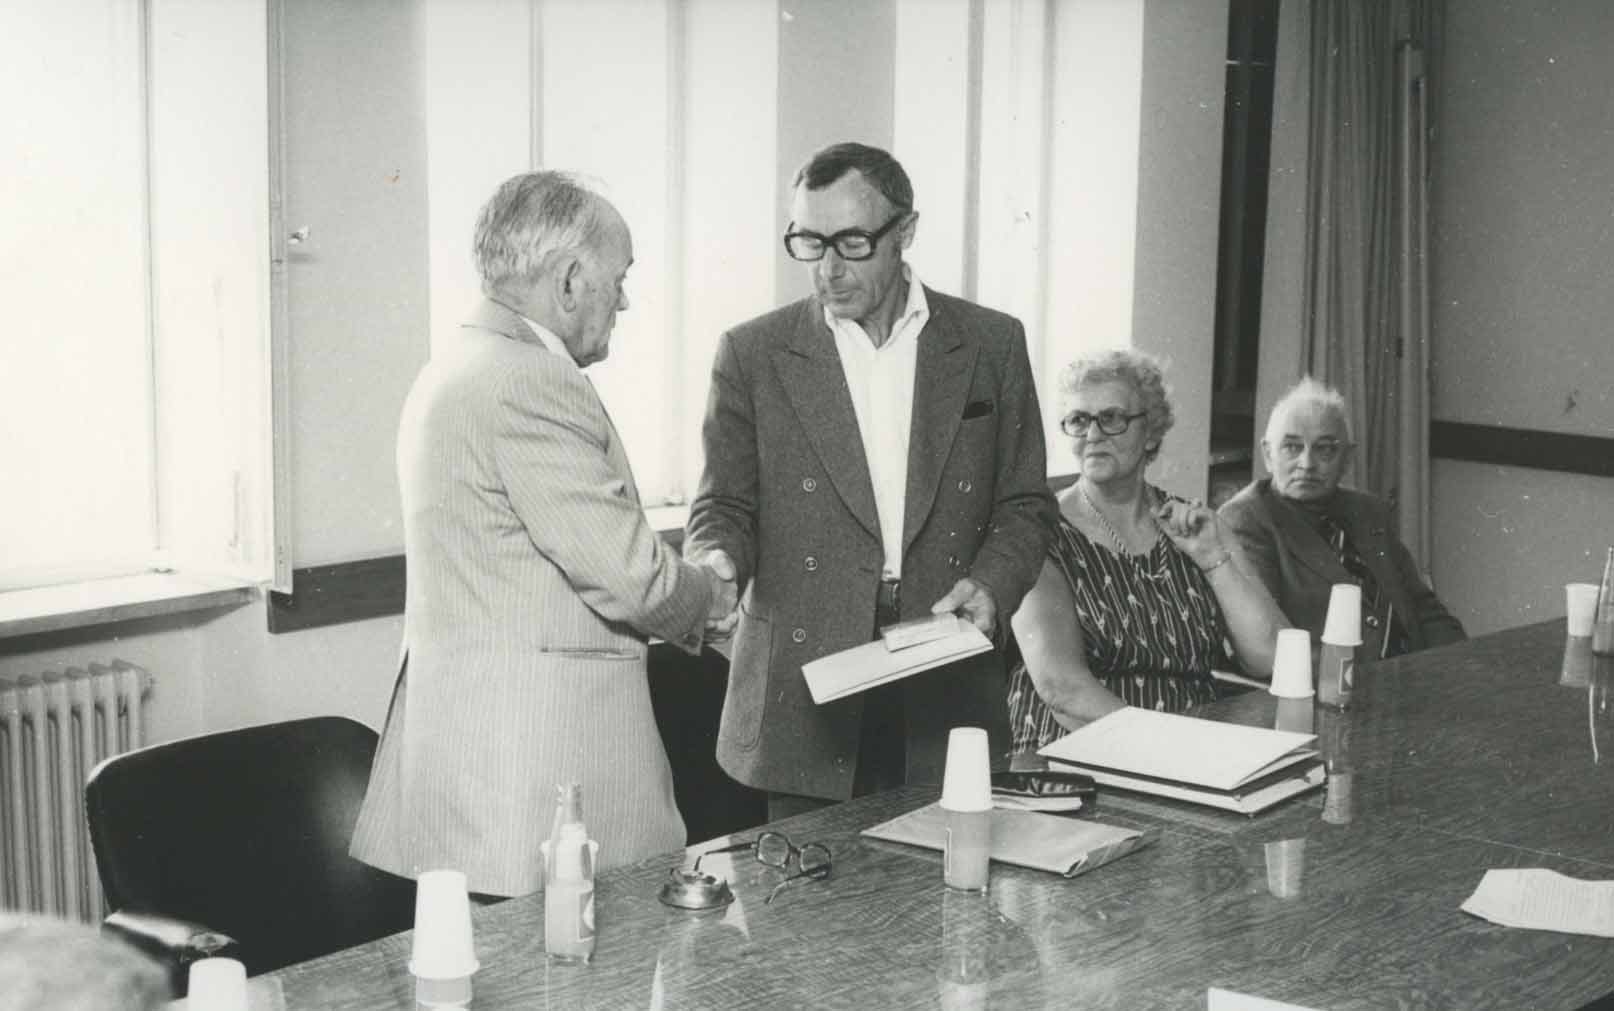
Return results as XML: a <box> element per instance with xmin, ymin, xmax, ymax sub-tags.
<box><xmin>773</xmin><ymin>302</ymin><xmax>880</xmax><ymax>539</ymax></box>
<box><xmin>903</xmin><ymin>297</ymin><xmax>977</xmax><ymax>554</ymax></box>
<box><xmin>1264</xmin><ymin>483</ymin><xmax>1348</xmax><ymax>583</ymax></box>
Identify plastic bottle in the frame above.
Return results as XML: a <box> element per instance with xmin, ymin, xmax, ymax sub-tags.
<box><xmin>1593</xmin><ymin>547</ymin><xmax>1614</xmax><ymax>659</ymax></box>
<box><xmin>543</xmin><ymin>783</ymin><xmax>596</xmax><ymax>963</ymax></box>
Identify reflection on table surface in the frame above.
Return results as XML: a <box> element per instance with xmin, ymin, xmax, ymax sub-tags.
<box><xmin>271</xmin><ymin>620</ymin><xmax>1614</xmax><ymax>1010</ymax></box>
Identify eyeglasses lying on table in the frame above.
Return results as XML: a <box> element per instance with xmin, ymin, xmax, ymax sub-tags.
<box><xmin>693</xmin><ymin>830</ymin><xmax>834</xmax><ymax>905</ymax></box>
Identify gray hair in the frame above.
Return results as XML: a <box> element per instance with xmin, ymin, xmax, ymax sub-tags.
<box><xmin>1265</xmin><ymin>376</ymin><xmax>1354</xmax><ymax>444</ymax></box>
<box><xmin>0</xmin><ymin>915</ymin><xmax>169</xmax><ymax>1011</ymax></box>
<box><xmin>472</xmin><ymin>171</ymin><xmax>610</xmax><ymax>295</ymax></box>
<box><xmin>1058</xmin><ymin>348</ymin><xmax>1175</xmax><ymax>461</ymax></box>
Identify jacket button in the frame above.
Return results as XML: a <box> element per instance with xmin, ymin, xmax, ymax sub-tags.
<box><xmin>947</xmin><ymin>555</ymin><xmax>961</xmax><ymax>568</ymax></box>
<box><xmin>957</xmin><ymin>479</ymin><xmax>973</xmax><ymax>493</ymax></box>
<box><xmin>791</xmin><ymin>628</ymin><xmax>807</xmax><ymax>643</ymax></box>
<box><xmin>804</xmin><ymin>556</ymin><xmax>819</xmax><ymax>572</ymax></box>
<box><xmin>1365</xmin><ymin>615</ymin><xmax>1381</xmax><ymax>629</ymax></box>
<box><xmin>802</xmin><ymin>477</ymin><xmax>817</xmax><ymax>492</ymax></box>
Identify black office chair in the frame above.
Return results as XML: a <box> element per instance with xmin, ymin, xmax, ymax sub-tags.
<box><xmin>84</xmin><ymin>716</ymin><xmax>416</xmax><ymax>992</ymax></box>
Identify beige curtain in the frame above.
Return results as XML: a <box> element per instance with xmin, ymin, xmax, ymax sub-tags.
<box><xmin>1297</xmin><ymin>0</ymin><xmax>1439</xmax><ymax>569</ymax></box>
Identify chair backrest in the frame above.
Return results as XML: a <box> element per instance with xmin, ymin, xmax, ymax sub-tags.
<box><xmin>85</xmin><ymin>716</ymin><xmax>416</xmax><ymax>977</ymax></box>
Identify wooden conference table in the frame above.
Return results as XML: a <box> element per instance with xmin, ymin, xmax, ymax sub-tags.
<box><xmin>270</xmin><ymin>620</ymin><xmax>1614</xmax><ymax>1009</ymax></box>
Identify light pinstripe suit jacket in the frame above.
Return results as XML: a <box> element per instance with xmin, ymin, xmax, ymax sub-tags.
<box><xmin>350</xmin><ymin>299</ymin><xmax>713</xmax><ymax>897</ymax></box>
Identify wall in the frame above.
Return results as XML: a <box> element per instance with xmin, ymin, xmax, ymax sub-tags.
<box><xmin>1133</xmin><ymin>0</ymin><xmax>1230</xmax><ymax>497</ymax></box>
<box><xmin>0</xmin><ymin>0</ymin><xmax>426</xmax><ymax>743</ymax></box>
<box><xmin>2</xmin><ymin>0</ymin><xmax>1241</xmax><ymax>747</ymax></box>
<box><xmin>1429</xmin><ymin>0</ymin><xmax>1614</xmax><ymax>632</ymax></box>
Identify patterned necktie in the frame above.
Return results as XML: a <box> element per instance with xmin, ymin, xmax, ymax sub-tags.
<box><xmin>1316</xmin><ymin>513</ymin><xmax>1407</xmax><ymax>658</ymax></box>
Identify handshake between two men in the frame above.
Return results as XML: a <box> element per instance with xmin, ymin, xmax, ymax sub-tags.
<box><xmin>693</xmin><ymin>549</ymin><xmax>1001</xmax><ymax>646</ymax></box>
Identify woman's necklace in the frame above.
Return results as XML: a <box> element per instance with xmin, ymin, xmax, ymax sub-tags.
<box><xmin>1078</xmin><ymin>480</ymin><xmax>1143</xmax><ymax>555</ymax></box>
<box><xmin>1080</xmin><ymin>482</ymin><xmax>1170</xmax><ymax>582</ymax></box>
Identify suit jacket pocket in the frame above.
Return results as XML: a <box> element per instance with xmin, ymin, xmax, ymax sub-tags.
<box><xmin>539</xmin><ymin>646</ymin><xmax>639</xmax><ymax>661</ymax></box>
<box><xmin>726</xmin><ymin>607</ymin><xmax>774</xmax><ymax>750</ymax></box>
<box><xmin>962</xmin><ymin>399</ymin><xmax>995</xmax><ymax>420</ymax></box>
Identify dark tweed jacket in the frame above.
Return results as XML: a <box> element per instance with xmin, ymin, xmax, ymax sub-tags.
<box><xmin>685</xmin><ymin>289</ymin><xmax>1057</xmax><ymax>799</ymax></box>
<box><xmin>1219</xmin><ymin>478</ymin><xmax>1465</xmax><ymax>660</ymax></box>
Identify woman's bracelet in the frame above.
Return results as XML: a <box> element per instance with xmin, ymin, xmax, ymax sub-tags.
<box><xmin>1200</xmin><ymin>551</ymin><xmax>1232</xmax><ymax>574</ymax></box>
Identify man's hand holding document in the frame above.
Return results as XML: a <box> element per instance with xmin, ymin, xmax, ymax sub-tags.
<box><xmin>802</xmin><ymin>614</ymin><xmax>993</xmax><ymax>705</ymax></box>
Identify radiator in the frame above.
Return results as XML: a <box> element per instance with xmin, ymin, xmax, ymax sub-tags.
<box><xmin>0</xmin><ymin>661</ymin><xmax>153</xmax><ymax>922</ymax></box>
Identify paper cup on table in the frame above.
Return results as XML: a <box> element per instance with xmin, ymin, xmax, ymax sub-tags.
<box><xmin>1568</xmin><ymin>583</ymin><xmax>1600</xmax><ymax>638</ymax></box>
<box><xmin>939</xmin><ymin>727</ymin><xmax>992</xmax><ymax>892</ymax></box>
<box><xmin>410</xmin><ymin>869</ymin><xmax>479</xmax><ymax>1008</ymax></box>
<box><xmin>187</xmin><ymin>957</ymin><xmax>247</xmax><ymax>1011</ymax></box>
<box><xmin>1322</xmin><ymin>584</ymin><xmax>1364</xmax><ymax>646</ymax></box>
<box><xmin>1269</xmin><ymin>628</ymin><xmax>1314</xmax><ymax>699</ymax></box>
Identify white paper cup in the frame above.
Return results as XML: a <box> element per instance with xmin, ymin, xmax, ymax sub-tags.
<box><xmin>1567</xmin><ymin>583</ymin><xmax>1600</xmax><ymax>638</ymax></box>
<box><xmin>939</xmin><ymin>727</ymin><xmax>992</xmax><ymax>813</ymax></box>
<box><xmin>1269</xmin><ymin>628</ymin><xmax>1314</xmax><ymax>699</ymax></box>
<box><xmin>187</xmin><ymin>957</ymin><xmax>247</xmax><ymax>1011</ymax></box>
<box><xmin>409</xmin><ymin>869</ymin><xmax>480</xmax><ymax>983</ymax></box>
<box><xmin>1322</xmin><ymin>584</ymin><xmax>1364</xmax><ymax>646</ymax></box>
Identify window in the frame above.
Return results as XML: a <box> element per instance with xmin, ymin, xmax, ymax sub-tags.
<box><xmin>425</xmin><ymin>0</ymin><xmax>778</xmax><ymax>509</ymax></box>
<box><xmin>0</xmin><ymin>1</ymin><xmax>283</xmax><ymax>595</ymax></box>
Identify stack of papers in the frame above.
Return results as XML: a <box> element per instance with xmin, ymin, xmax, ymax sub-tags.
<box><xmin>801</xmin><ymin>615</ymin><xmax>992</xmax><ymax>704</ymax></box>
<box><xmin>1461</xmin><ymin>868</ymin><xmax>1614</xmax><ymax>937</ymax></box>
<box><xmin>862</xmin><ymin>803</ymin><xmax>1154</xmax><ymax>878</ymax></box>
<box><xmin>1037</xmin><ymin>708</ymin><xmax>1324</xmax><ymax>816</ymax></box>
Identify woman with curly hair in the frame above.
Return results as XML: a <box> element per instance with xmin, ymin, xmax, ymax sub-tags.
<box><xmin>1007</xmin><ymin>349</ymin><xmax>1286</xmax><ymax>752</ymax></box>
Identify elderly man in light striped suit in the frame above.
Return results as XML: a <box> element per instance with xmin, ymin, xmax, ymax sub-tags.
<box><xmin>350</xmin><ymin>171</ymin><xmax>735</xmax><ymax>899</ymax></box>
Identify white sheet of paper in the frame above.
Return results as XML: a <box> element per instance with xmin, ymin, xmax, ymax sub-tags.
<box><xmin>1206</xmin><ymin>987</ymin><xmax>1324</xmax><ymax>1011</ymax></box>
<box><xmin>801</xmin><ymin>616</ymin><xmax>992</xmax><ymax>704</ymax></box>
<box><xmin>1460</xmin><ymin>868</ymin><xmax>1614</xmax><ymax>937</ymax></box>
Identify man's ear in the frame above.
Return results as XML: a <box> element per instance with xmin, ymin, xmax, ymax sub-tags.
<box><xmin>899</xmin><ymin>211</ymin><xmax>919</xmax><ymax>250</ymax></box>
<box><xmin>1259</xmin><ymin>439</ymin><xmax>1275</xmax><ymax>475</ymax></box>
<box><xmin>555</xmin><ymin>256</ymin><xmax>584</xmax><ymax>312</ymax></box>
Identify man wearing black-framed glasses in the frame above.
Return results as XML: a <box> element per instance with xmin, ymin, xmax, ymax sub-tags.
<box><xmin>687</xmin><ymin>142</ymin><xmax>1056</xmax><ymax>820</ymax></box>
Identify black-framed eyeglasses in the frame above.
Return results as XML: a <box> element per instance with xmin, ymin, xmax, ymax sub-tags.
<box><xmin>693</xmin><ymin>830</ymin><xmax>833</xmax><ymax>904</ymax></box>
<box><xmin>1273</xmin><ymin>438</ymin><xmax>1348</xmax><ymax>463</ymax></box>
<box><xmin>1061</xmin><ymin>409</ymin><xmax>1148</xmax><ymax>438</ymax></box>
<box><xmin>783</xmin><ymin>211</ymin><xmax>910</xmax><ymax>262</ymax></box>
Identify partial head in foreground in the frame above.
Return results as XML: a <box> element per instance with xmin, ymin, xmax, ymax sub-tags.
<box><xmin>0</xmin><ymin>915</ymin><xmax>169</xmax><ymax>1011</ymax></box>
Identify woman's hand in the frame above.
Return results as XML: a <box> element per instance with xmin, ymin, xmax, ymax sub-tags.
<box><xmin>1153</xmin><ymin>498</ymin><xmax>1231</xmax><ymax>572</ymax></box>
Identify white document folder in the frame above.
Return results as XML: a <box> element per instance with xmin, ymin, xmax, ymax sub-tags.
<box><xmin>801</xmin><ymin>616</ymin><xmax>992</xmax><ymax>704</ymax></box>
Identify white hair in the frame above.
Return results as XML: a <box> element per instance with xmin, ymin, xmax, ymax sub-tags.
<box><xmin>472</xmin><ymin>170</ymin><xmax>612</xmax><ymax>295</ymax></box>
<box><xmin>1265</xmin><ymin>376</ymin><xmax>1353</xmax><ymax>445</ymax></box>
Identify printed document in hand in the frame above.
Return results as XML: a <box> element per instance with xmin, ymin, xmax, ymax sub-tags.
<box><xmin>802</xmin><ymin>615</ymin><xmax>992</xmax><ymax>704</ymax></box>
<box><xmin>1037</xmin><ymin>708</ymin><xmax>1323</xmax><ymax>814</ymax></box>
<box><xmin>1461</xmin><ymin>868</ymin><xmax>1614</xmax><ymax>938</ymax></box>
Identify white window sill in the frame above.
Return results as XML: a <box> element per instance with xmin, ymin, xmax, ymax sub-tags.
<box><xmin>0</xmin><ymin>572</ymin><xmax>257</xmax><ymax>640</ymax></box>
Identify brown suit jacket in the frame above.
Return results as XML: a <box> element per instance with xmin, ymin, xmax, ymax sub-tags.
<box><xmin>1219</xmin><ymin>479</ymin><xmax>1465</xmax><ymax>659</ymax></box>
<box><xmin>685</xmin><ymin>290</ymin><xmax>1056</xmax><ymax>799</ymax></box>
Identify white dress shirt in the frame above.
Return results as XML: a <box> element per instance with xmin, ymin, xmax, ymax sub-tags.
<box><xmin>825</xmin><ymin>267</ymin><xmax>930</xmax><ymax>580</ymax></box>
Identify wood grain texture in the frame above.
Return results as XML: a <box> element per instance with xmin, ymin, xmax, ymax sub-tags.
<box><xmin>269</xmin><ymin>621</ymin><xmax>1614</xmax><ymax>1009</ymax></box>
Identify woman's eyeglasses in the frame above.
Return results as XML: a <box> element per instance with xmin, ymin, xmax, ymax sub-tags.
<box><xmin>693</xmin><ymin>830</ymin><xmax>833</xmax><ymax>904</ymax></box>
<box><xmin>1060</xmin><ymin>408</ymin><xmax>1148</xmax><ymax>438</ymax></box>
